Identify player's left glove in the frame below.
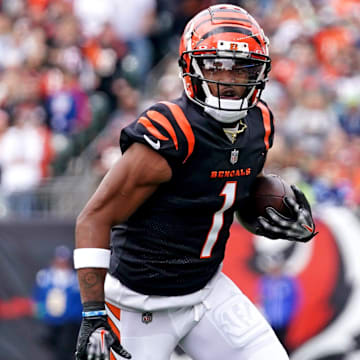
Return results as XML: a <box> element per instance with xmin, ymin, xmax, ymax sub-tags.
<box><xmin>256</xmin><ymin>185</ymin><xmax>318</xmax><ymax>242</ymax></box>
<box><xmin>75</xmin><ymin>301</ymin><xmax>131</xmax><ymax>360</ymax></box>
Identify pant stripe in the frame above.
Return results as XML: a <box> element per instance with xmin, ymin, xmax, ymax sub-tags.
<box><xmin>106</xmin><ymin>301</ymin><xmax>121</xmax><ymax>320</ymax></box>
<box><xmin>108</xmin><ymin>315</ymin><xmax>120</xmax><ymax>339</ymax></box>
<box><xmin>106</xmin><ymin>302</ymin><xmax>121</xmax><ymax>343</ymax></box>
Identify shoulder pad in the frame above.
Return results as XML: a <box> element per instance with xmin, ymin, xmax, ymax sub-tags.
<box><xmin>121</xmin><ymin>101</ymin><xmax>195</xmax><ymax>165</ymax></box>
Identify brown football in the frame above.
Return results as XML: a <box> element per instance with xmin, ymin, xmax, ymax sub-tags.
<box><xmin>236</xmin><ymin>174</ymin><xmax>295</xmax><ymax>233</ymax></box>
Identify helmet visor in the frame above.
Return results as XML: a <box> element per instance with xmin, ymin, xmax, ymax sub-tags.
<box><xmin>199</xmin><ymin>58</ymin><xmax>264</xmax><ymax>84</ymax></box>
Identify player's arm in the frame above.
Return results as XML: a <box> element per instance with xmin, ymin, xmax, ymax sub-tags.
<box><xmin>74</xmin><ymin>142</ymin><xmax>172</xmax><ymax>359</ymax></box>
<box><xmin>75</xmin><ymin>142</ymin><xmax>171</xmax><ymax>301</ymax></box>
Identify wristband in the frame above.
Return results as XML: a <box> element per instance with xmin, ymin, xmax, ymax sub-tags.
<box><xmin>82</xmin><ymin>310</ymin><xmax>107</xmax><ymax>317</ymax></box>
<box><xmin>73</xmin><ymin>248</ymin><xmax>111</xmax><ymax>269</ymax></box>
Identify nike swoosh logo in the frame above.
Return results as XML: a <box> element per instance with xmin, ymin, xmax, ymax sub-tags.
<box><xmin>144</xmin><ymin>134</ymin><xmax>160</xmax><ymax>150</ymax></box>
<box><xmin>302</xmin><ymin>224</ymin><xmax>313</xmax><ymax>232</ymax></box>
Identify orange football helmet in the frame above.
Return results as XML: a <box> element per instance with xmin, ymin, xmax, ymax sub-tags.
<box><xmin>179</xmin><ymin>4</ymin><xmax>271</xmax><ymax>123</ymax></box>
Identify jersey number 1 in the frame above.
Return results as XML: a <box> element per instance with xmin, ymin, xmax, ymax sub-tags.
<box><xmin>200</xmin><ymin>181</ymin><xmax>237</xmax><ymax>258</ymax></box>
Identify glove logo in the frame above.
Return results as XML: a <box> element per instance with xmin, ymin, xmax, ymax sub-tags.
<box><xmin>100</xmin><ymin>329</ymin><xmax>106</xmax><ymax>353</ymax></box>
<box><xmin>141</xmin><ymin>312</ymin><xmax>153</xmax><ymax>324</ymax></box>
<box><xmin>76</xmin><ymin>302</ymin><xmax>132</xmax><ymax>359</ymax></box>
<box><xmin>301</xmin><ymin>223</ymin><xmax>314</xmax><ymax>233</ymax></box>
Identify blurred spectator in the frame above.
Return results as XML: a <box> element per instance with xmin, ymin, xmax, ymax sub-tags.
<box><xmin>74</xmin><ymin>0</ymin><xmax>156</xmax><ymax>87</ymax></box>
<box><xmin>313</xmin><ymin>23</ymin><xmax>354</xmax><ymax>78</ymax></box>
<box><xmin>251</xmin><ymin>236</ymin><xmax>302</xmax><ymax>352</ymax></box>
<box><xmin>259</xmin><ymin>266</ymin><xmax>301</xmax><ymax>352</ymax></box>
<box><xmin>335</xmin><ymin>65</ymin><xmax>360</xmax><ymax>137</ymax></box>
<box><xmin>338</xmin><ymin>102</ymin><xmax>360</xmax><ymax>138</ymax></box>
<box><xmin>45</xmin><ymin>68</ymin><xmax>91</xmax><ymax>135</ymax></box>
<box><xmin>144</xmin><ymin>56</ymin><xmax>183</xmax><ymax>103</ymax></box>
<box><xmin>72</xmin><ymin>0</ymin><xmax>114</xmax><ymax>38</ymax></box>
<box><xmin>283</xmin><ymin>86</ymin><xmax>339</xmax><ymax>156</ymax></box>
<box><xmin>109</xmin><ymin>0</ymin><xmax>157</xmax><ymax>87</ymax></box>
<box><xmin>33</xmin><ymin>245</ymin><xmax>82</xmax><ymax>360</ymax></box>
<box><xmin>0</xmin><ymin>103</ymin><xmax>52</xmax><ymax>217</ymax></box>
<box><xmin>308</xmin><ymin>132</ymin><xmax>357</xmax><ymax>207</ymax></box>
<box><xmin>0</xmin><ymin>108</ymin><xmax>10</xmax><ymax>157</ymax></box>
<box><xmin>82</xmin><ymin>23</ymin><xmax>127</xmax><ymax>110</ymax></box>
<box><xmin>0</xmin><ymin>109</ymin><xmax>10</xmax><ymax>213</ymax></box>
<box><xmin>94</xmin><ymin>78</ymin><xmax>140</xmax><ymax>175</ymax></box>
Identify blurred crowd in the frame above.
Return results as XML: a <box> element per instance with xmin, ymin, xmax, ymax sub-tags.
<box><xmin>0</xmin><ymin>0</ymin><xmax>359</xmax><ymax>218</ymax></box>
<box><xmin>257</xmin><ymin>0</ymin><xmax>360</xmax><ymax>214</ymax></box>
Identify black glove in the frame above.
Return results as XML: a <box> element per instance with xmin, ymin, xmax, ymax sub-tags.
<box><xmin>256</xmin><ymin>185</ymin><xmax>318</xmax><ymax>242</ymax></box>
<box><xmin>75</xmin><ymin>301</ymin><xmax>131</xmax><ymax>360</ymax></box>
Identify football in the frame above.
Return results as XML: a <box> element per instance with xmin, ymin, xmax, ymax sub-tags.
<box><xmin>236</xmin><ymin>174</ymin><xmax>295</xmax><ymax>234</ymax></box>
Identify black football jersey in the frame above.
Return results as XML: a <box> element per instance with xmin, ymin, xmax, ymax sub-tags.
<box><xmin>109</xmin><ymin>93</ymin><xmax>274</xmax><ymax>296</ymax></box>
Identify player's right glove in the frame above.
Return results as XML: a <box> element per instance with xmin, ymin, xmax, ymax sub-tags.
<box><xmin>75</xmin><ymin>301</ymin><xmax>131</xmax><ymax>360</ymax></box>
<box><xmin>256</xmin><ymin>185</ymin><xmax>318</xmax><ymax>242</ymax></box>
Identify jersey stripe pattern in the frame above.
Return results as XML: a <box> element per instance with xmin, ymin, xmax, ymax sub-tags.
<box><xmin>160</xmin><ymin>101</ymin><xmax>195</xmax><ymax>163</ymax></box>
<box><xmin>146</xmin><ymin>110</ymin><xmax>178</xmax><ymax>148</ymax></box>
<box><xmin>112</xmin><ymin>94</ymin><xmax>274</xmax><ymax>296</ymax></box>
<box><xmin>121</xmin><ymin>100</ymin><xmax>195</xmax><ymax>167</ymax></box>
<box><xmin>256</xmin><ymin>101</ymin><xmax>272</xmax><ymax>150</ymax></box>
<box><xmin>138</xmin><ymin>115</ymin><xmax>169</xmax><ymax>141</ymax></box>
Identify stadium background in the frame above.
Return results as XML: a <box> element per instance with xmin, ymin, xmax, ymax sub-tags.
<box><xmin>0</xmin><ymin>0</ymin><xmax>360</xmax><ymax>359</ymax></box>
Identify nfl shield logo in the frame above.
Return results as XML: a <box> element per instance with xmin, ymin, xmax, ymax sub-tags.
<box><xmin>142</xmin><ymin>312</ymin><xmax>153</xmax><ymax>324</ymax></box>
<box><xmin>230</xmin><ymin>149</ymin><xmax>239</xmax><ymax>164</ymax></box>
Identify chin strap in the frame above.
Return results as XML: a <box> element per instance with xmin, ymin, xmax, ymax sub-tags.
<box><xmin>204</xmin><ymin>94</ymin><xmax>249</xmax><ymax>123</ymax></box>
<box><xmin>204</xmin><ymin>106</ymin><xmax>248</xmax><ymax>123</ymax></box>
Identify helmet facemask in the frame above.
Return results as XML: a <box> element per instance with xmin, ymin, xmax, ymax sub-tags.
<box><xmin>180</xmin><ymin>46</ymin><xmax>270</xmax><ymax>123</ymax></box>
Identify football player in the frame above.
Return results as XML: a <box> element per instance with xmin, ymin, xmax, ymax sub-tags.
<box><xmin>74</xmin><ymin>4</ymin><xmax>316</xmax><ymax>360</ymax></box>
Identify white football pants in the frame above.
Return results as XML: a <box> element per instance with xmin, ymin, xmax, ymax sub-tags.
<box><xmin>104</xmin><ymin>271</ymin><xmax>289</xmax><ymax>360</ymax></box>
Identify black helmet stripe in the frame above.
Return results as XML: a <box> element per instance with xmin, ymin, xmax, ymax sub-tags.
<box><xmin>195</xmin><ymin>26</ymin><xmax>261</xmax><ymax>48</ymax></box>
<box><xmin>194</xmin><ymin>17</ymin><xmax>252</xmax><ymax>32</ymax></box>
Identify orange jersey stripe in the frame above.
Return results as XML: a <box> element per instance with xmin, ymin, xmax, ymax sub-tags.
<box><xmin>146</xmin><ymin>110</ymin><xmax>178</xmax><ymax>150</ymax></box>
<box><xmin>106</xmin><ymin>301</ymin><xmax>121</xmax><ymax>320</ymax></box>
<box><xmin>257</xmin><ymin>101</ymin><xmax>271</xmax><ymax>150</ymax></box>
<box><xmin>108</xmin><ymin>315</ymin><xmax>120</xmax><ymax>339</ymax></box>
<box><xmin>138</xmin><ymin>117</ymin><xmax>169</xmax><ymax>141</ymax></box>
<box><xmin>110</xmin><ymin>352</ymin><xmax>116</xmax><ymax>360</ymax></box>
<box><xmin>160</xmin><ymin>101</ymin><xmax>195</xmax><ymax>163</ymax></box>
